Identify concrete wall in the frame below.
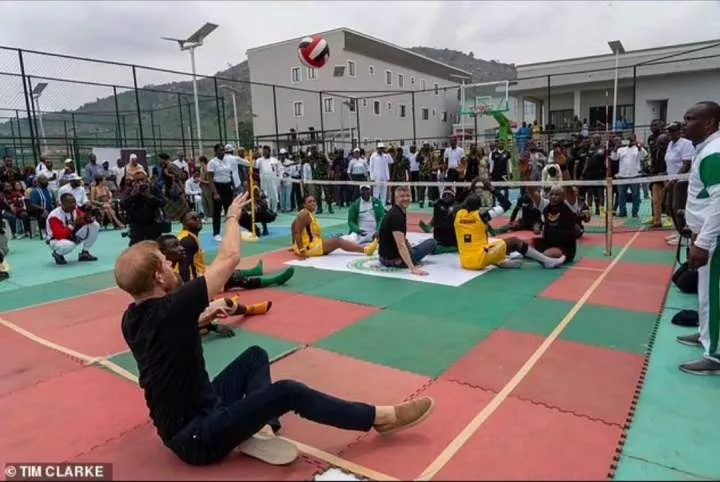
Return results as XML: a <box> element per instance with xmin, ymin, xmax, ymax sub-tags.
<box><xmin>247</xmin><ymin>30</ymin><xmax>461</xmax><ymax>149</ymax></box>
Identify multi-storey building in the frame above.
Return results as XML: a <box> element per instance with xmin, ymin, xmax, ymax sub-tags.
<box><xmin>246</xmin><ymin>27</ymin><xmax>472</xmax><ymax>151</ymax></box>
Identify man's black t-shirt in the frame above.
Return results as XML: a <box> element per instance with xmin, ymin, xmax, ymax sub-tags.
<box><xmin>432</xmin><ymin>201</ymin><xmax>457</xmax><ymax>247</ymax></box>
<box><xmin>379</xmin><ymin>205</ymin><xmax>406</xmax><ymax>260</ymax></box>
<box><xmin>584</xmin><ymin>147</ymin><xmax>606</xmax><ymax>180</ymax></box>
<box><xmin>121</xmin><ymin>277</ymin><xmax>218</xmax><ymax>444</ymax></box>
<box><xmin>491</xmin><ymin>150</ymin><xmax>511</xmax><ymax>179</ymax></box>
<box><xmin>543</xmin><ymin>201</ymin><xmax>578</xmax><ymax>248</ymax></box>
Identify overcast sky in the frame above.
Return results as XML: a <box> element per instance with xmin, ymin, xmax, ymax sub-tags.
<box><xmin>0</xmin><ymin>0</ymin><xmax>717</xmax><ymax>113</ymax></box>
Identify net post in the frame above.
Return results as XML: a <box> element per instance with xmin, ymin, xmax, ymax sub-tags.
<box><xmin>604</xmin><ymin>177</ymin><xmax>614</xmax><ymax>256</ymax></box>
<box><xmin>246</xmin><ymin>156</ymin><xmax>258</xmax><ymax>242</ymax></box>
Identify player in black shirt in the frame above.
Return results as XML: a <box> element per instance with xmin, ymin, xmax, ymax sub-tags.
<box><xmin>418</xmin><ymin>187</ymin><xmax>459</xmax><ymax>253</ymax></box>
<box><xmin>115</xmin><ymin>192</ymin><xmax>434</xmax><ymax>467</ymax></box>
<box><xmin>490</xmin><ymin>143</ymin><xmax>511</xmax><ymax>200</ymax></box>
<box><xmin>508</xmin><ymin>190</ymin><xmax>543</xmax><ymax>234</ymax></box>
<box><xmin>529</xmin><ymin>185</ymin><xmax>582</xmax><ymax>263</ymax></box>
<box><xmin>581</xmin><ymin>135</ymin><xmax>607</xmax><ymax>215</ymax></box>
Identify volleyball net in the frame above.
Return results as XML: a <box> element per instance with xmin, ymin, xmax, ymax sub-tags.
<box><xmin>265</xmin><ymin>173</ymin><xmax>688</xmax><ymax>255</ymax></box>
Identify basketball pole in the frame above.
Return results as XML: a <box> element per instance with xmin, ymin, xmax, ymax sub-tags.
<box><xmin>246</xmin><ymin>151</ymin><xmax>258</xmax><ymax>242</ymax></box>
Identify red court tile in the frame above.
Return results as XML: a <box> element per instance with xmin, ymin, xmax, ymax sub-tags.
<box><xmin>340</xmin><ymin>379</ymin><xmax>495</xmax><ymax>479</ymax></box>
<box><xmin>512</xmin><ymin>338</ymin><xmax>645</xmax><ymax>425</ymax></box>
<box><xmin>239</xmin><ymin>293</ymin><xmax>380</xmax><ymax>344</ymax></box>
<box><xmin>0</xmin><ymin>366</ymin><xmax>149</xmax><ymax>465</ymax></box>
<box><xmin>0</xmin><ymin>326</ymin><xmax>84</xmax><ymax>397</ymax></box>
<box><xmin>577</xmin><ymin>233</ymin><xmax>608</xmax><ymax>246</ymax></box>
<box><xmin>73</xmin><ymin>422</ymin><xmax>323</xmax><ymax>481</ymax></box>
<box><xmin>497</xmin><ymin>229</ymin><xmax>535</xmax><ymax>241</ymax></box>
<box><xmin>435</xmin><ymin>396</ymin><xmax>622</xmax><ymax>480</ymax></box>
<box><xmin>441</xmin><ymin>329</ymin><xmax>544</xmax><ymax>392</ymax></box>
<box><xmin>616</xmin><ymin>231</ymin><xmax>675</xmax><ymax>251</ymax></box>
<box><xmin>270</xmin><ymin>347</ymin><xmax>430</xmax><ymax>454</ymax></box>
<box><xmin>539</xmin><ymin>259</ymin><xmax>605</xmax><ymax>302</ymax></box>
<box><xmin>42</xmin><ymin>314</ymin><xmax>128</xmax><ymax>358</ymax></box>
<box><xmin>588</xmin><ymin>262</ymin><xmax>672</xmax><ymax>313</ymax></box>
<box><xmin>2</xmin><ymin>289</ymin><xmax>131</xmax><ymax>334</ymax></box>
<box><xmin>245</xmin><ymin>249</ymin><xmax>297</xmax><ymax>271</ymax></box>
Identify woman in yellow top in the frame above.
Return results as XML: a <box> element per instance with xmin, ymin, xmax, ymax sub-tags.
<box><xmin>454</xmin><ymin>181</ymin><xmax>565</xmax><ymax>270</ymax></box>
<box><xmin>291</xmin><ymin>194</ymin><xmax>377</xmax><ymax>258</ymax></box>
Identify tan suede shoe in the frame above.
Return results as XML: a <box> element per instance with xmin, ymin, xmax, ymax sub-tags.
<box><xmin>374</xmin><ymin>396</ymin><xmax>434</xmax><ymax>435</ymax></box>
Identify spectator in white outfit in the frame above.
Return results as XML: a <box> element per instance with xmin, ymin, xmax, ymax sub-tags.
<box><xmin>280</xmin><ymin>153</ymin><xmax>295</xmax><ymax>213</ymax></box>
<box><xmin>172</xmin><ymin>153</ymin><xmax>189</xmax><ymax>176</ymax></box>
<box><xmin>255</xmin><ymin>146</ymin><xmax>280</xmax><ymax>212</ymax></box>
<box><xmin>369</xmin><ymin>143</ymin><xmax>392</xmax><ymax>204</ymax></box>
<box><xmin>184</xmin><ymin>171</ymin><xmax>204</xmax><ymax>216</ymax></box>
<box><xmin>611</xmin><ymin>135</ymin><xmax>648</xmax><ymax>217</ymax></box>
<box><xmin>46</xmin><ymin>192</ymin><xmax>99</xmax><ymax>265</ymax></box>
<box><xmin>58</xmin><ymin>173</ymin><xmax>90</xmax><ymax>209</ymax></box>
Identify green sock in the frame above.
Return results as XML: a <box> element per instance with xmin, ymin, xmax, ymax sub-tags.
<box><xmin>260</xmin><ymin>267</ymin><xmax>295</xmax><ymax>287</ymax></box>
<box><xmin>238</xmin><ymin>259</ymin><xmax>264</xmax><ymax>277</ymax></box>
<box><xmin>434</xmin><ymin>245</ymin><xmax>458</xmax><ymax>255</ymax></box>
<box><xmin>419</xmin><ymin>220</ymin><xmax>433</xmax><ymax>233</ymax></box>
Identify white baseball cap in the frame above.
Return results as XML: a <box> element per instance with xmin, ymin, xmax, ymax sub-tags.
<box><xmin>279</xmin><ymin>148</ymin><xmax>288</xmax><ymax>154</ymax></box>
<box><xmin>224</xmin><ymin>144</ymin><xmax>234</xmax><ymax>152</ymax></box>
<box><xmin>353</xmin><ymin>147</ymin><xmax>360</xmax><ymax>153</ymax></box>
<box><xmin>376</xmin><ymin>142</ymin><xmax>385</xmax><ymax>149</ymax></box>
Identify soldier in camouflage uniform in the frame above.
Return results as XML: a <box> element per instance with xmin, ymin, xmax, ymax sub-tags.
<box><xmin>418</xmin><ymin>144</ymin><xmax>434</xmax><ymax>208</ymax></box>
<box><xmin>391</xmin><ymin>147</ymin><xmax>410</xmax><ymax>183</ymax></box>
<box><xmin>309</xmin><ymin>146</ymin><xmax>334</xmax><ymax>214</ymax></box>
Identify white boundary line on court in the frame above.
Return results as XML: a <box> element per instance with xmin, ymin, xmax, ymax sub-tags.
<box><xmin>415</xmin><ymin>231</ymin><xmax>641</xmax><ymax>480</ymax></box>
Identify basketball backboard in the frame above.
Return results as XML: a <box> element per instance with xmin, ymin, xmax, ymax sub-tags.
<box><xmin>459</xmin><ymin>80</ymin><xmax>510</xmax><ymax>117</ymax></box>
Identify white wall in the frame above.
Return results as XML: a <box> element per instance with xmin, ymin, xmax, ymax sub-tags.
<box><xmin>635</xmin><ymin>70</ymin><xmax>720</xmax><ymax>126</ymax></box>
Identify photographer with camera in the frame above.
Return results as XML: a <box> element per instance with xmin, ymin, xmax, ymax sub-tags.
<box><xmin>120</xmin><ymin>171</ymin><xmax>170</xmax><ymax>246</ymax></box>
<box><xmin>46</xmin><ymin>192</ymin><xmax>99</xmax><ymax>265</ymax></box>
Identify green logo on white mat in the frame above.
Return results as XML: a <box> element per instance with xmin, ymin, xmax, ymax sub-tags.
<box><xmin>347</xmin><ymin>258</ymin><xmax>403</xmax><ymax>273</ymax></box>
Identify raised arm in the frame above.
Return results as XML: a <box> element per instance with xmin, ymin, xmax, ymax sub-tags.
<box><xmin>203</xmin><ymin>192</ymin><xmax>250</xmax><ymax>300</ymax></box>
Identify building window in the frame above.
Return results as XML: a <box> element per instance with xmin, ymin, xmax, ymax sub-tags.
<box><xmin>361</xmin><ymin>99</ymin><xmax>368</xmax><ymax>108</ymax></box>
<box><xmin>432</xmin><ymin>108</ymin><xmax>436</xmax><ymax>117</ymax></box>
<box><xmin>373</xmin><ymin>100</ymin><xmax>381</xmax><ymax>116</ymax></box>
<box><xmin>399</xmin><ymin>104</ymin><xmax>407</xmax><ymax>118</ymax></box>
<box><xmin>369</xmin><ymin>65</ymin><xmax>375</xmax><ymax>75</ymax></box>
<box><xmin>347</xmin><ymin>60</ymin><xmax>356</xmax><ymax>77</ymax></box>
<box><xmin>348</xmin><ymin>98</ymin><xmax>356</xmax><ymax>112</ymax></box>
<box><xmin>385</xmin><ymin>70</ymin><xmax>392</xmax><ymax>87</ymax></box>
<box><xmin>411</xmin><ymin>76</ymin><xmax>415</xmax><ymax>85</ymax></box>
<box><xmin>323</xmin><ymin>97</ymin><xmax>335</xmax><ymax>113</ymax></box>
<box><xmin>293</xmin><ymin>101</ymin><xmax>304</xmax><ymax>117</ymax></box>
<box><xmin>434</xmin><ymin>83</ymin><xmax>439</xmax><ymax>95</ymax></box>
<box><xmin>306</xmin><ymin>68</ymin><xmax>317</xmax><ymax>80</ymax></box>
<box><xmin>398</xmin><ymin>74</ymin><xmax>404</xmax><ymax>88</ymax></box>
<box><xmin>421</xmin><ymin>108</ymin><xmax>429</xmax><ymax>120</ymax></box>
<box><xmin>421</xmin><ymin>79</ymin><xmax>426</xmax><ymax>90</ymax></box>
<box><xmin>441</xmin><ymin>111</ymin><xmax>448</xmax><ymax>122</ymax></box>
<box><xmin>291</xmin><ymin>67</ymin><xmax>301</xmax><ymax>84</ymax></box>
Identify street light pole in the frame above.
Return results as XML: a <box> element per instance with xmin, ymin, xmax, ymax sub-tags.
<box><xmin>608</xmin><ymin>40</ymin><xmax>626</xmax><ymax>131</ymax></box>
<box><xmin>189</xmin><ymin>46</ymin><xmax>203</xmax><ymax>154</ymax></box>
<box><xmin>162</xmin><ymin>22</ymin><xmax>218</xmax><ymax>156</ymax></box>
<box><xmin>31</xmin><ymin>82</ymin><xmax>48</xmax><ymax>152</ymax></box>
<box><xmin>231</xmin><ymin>91</ymin><xmax>239</xmax><ymax>146</ymax></box>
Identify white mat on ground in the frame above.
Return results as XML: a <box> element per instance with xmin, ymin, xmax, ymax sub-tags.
<box><xmin>285</xmin><ymin>232</ymin><xmax>520</xmax><ymax>287</ymax></box>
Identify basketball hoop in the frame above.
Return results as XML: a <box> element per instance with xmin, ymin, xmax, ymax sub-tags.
<box><xmin>473</xmin><ymin>104</ymin><xmax>488</xmax><ymax>116</ymax></box>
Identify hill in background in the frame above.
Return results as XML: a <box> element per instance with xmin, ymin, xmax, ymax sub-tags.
<box><xmin>0</xmin><ymin>47</ymin><xmax>516</xmax><ymax>155</ymax></box>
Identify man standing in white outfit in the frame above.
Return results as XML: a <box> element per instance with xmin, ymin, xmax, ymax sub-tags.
<box><xmin>369</xmin><ymin>143</ymin><xmax>392</xmax><ymax>204</ymax></box>
<box><xmin>255</xmin><ymin>146</ymin><xmax>280</xmax><ymax>212</ymax></box>
<box><xmin>678</xmin><ymin>101</ymin><xmax>720</xmax><ymax>376</ymax></box>
<box><xmin>46</xmin><ymin>192</ymin><xmax>99</xmax><ymax>265</ymax></box>
<box><xmin>443</xmin><ymin>137</ymin><xmax>464</xmax><ymax>182</ymax></box>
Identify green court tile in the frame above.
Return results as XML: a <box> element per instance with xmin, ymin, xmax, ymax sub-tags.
<box><xmin>66</xmin><ymin>270</ymin><xmax>118</xmax><ymax>290</ymax></box>
<box><xmin>619</xmin><ymin>309</ymin><xmax>720</xmax><ymax>480</ymax></box>
<box><xmin>561</xmin><ymin>305</ymin><xmax>658</xmax><ymax>355</ymax></box>
<box><xmin>665</xmin><ymin>285</ymin><xmax>697</xmax><ymax>311</ymax></box>
<box><xmin>315</xmin><ymin>309</ymin><xmax>492</xmax><ymax>377</ymax></box>
<box><xmin>582</xmin><ymin>244</ymin><xmax>675</xmax><ymax>265</ymax></box>
<box><xmin>613</xmin><ymin>455</ymin><xmax>711</xmax><ymax>481</ymax></box>
<box><xmin>462</xmin><ymin>263</ymin><xmax>565</xmax><ymax>298</ymax></box>
<box><xmin>300</xmin><ymin>273</ymin><xmax>432</xmax><ymax>308</ymax></box>
<box><xmin>0</xmin><ymin>282</ymin><xmax>91</xmax><ymax>313</ymax></box>
<box><xmin>108</xmin><ymin>330</ymin><xmax>299</xmax><ymax>379</ymax></box>
<box><xmin>275</xmin><ymin>266</ymin><xmax>355</xmax><ymax>293</ymax></box>
<box><xmin>0</xmin><ymin>279</ymin><xmax>23</xmax><ymax>293</ymax></box>
<box><xmin>385</xmin><ymin>287</ymin><xmax>535</xmax><ymax>330</ymax></box>
<box><xmin>503</xmin><ymin>298</ymin><xmax>576</xmax><ymax>336</ymax></box>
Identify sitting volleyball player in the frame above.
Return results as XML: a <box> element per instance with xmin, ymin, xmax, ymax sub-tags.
<box><xmin>174</xmin><ymin>211</ymin><xmax>294</xmax><ymax>291</ymax></box>
<box><xmin>291</xmin><ymin>194</ymin><xmax>378</xmax><ymax>258</ymax></box>
<box><xmin>346</xmin><ymin>184</ymin><xmax>385</xmax><ymax>245</ymax></box>
<box><xmin>419</xmin><ymin>187</ymin><xmax>460</xmax><ymax>253</ymax></box>
<box><xmin>454</xmin><ymin>181</ymin><xmax>566</xmax><ymax>270</ymax></box>
<box><xmin>528</xmin><ymin>185</ymin><xmax>586</xmax><ymax>263</ymax></box>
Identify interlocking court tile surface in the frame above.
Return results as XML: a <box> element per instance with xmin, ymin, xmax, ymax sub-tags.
<box><xmin>269</xmin><ymin>347</ymin><xmax>430</xmax><ymax>454</ymax></box>
<box><xmin>235</xmin><ymin>291</ymin><xmax>380</xmax><ymax>344</ymax></box>
<box><xmin>72</xmin><ymin>422</ymin><xmax>324</xmax><ymax>481</ymax></box>
<box><xmin>0</xmin><ymin>366</ymin><xmax>149</xmax><ymax>465</ymax></box>
<box><xmin>434</xmin><ymin>397</ymin><xmax>623</xmax><ymax>481</ymax></box>
<box><xmin>339</xmin><ymin>379</ymin><xmax>496</xmax><ymax>480</ymax></box>
<box><xmin>0</xmin><ymin>326</ymin><xmax>84</xmax><ymax>397</ymax></box>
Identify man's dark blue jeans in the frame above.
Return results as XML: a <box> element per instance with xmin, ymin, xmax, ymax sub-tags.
<box><xmin>167</xmin><ymin>346</ymin><xmax>376</xmax><ymax>466</ymax></box>
<box><xmin>379</xmin><ymin>238</ymin><xmax>437</xmax><ymax>268</ymax></box>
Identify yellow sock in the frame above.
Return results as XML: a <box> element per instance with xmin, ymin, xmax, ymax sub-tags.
<box><xmin>364</xmin><ymin>239</ymin><xmax>379</xmax><ymax>256</ymax></box>
<box><xmin>244</xmin><ymin>301</ymin><xmax>273</xmax><ymax>316</ymax></box>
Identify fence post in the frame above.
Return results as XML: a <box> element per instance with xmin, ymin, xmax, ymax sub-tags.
<box><xmin>150</xmin><ymin>108</ymin><xmax>157</xmax><ymax>158</ymax></box>
<box><xmin>318</xmin><ymin>92</ymin><xmax>325</xmax><ymax>152</ymax></box>
<box><xmin>178</xmin><ymin>94</ymin><xmax>186</xmax><ymax>156</ymax></box>
<box><xmin>26</xmin><ymin>76</ymin><xmax>43</xmax><ymax>158</ymax></box>
<box><xmin>214</xmin><ymin>77</ymin><xmax>223</xmax><ymax>144</ymax></box>
<box><xmin>121</xmin><ymin>115</ymin><xmax>127</xmax><ymax>148</ymax></box>
<box><xmin>63</xmin><ymin>120</ymin><xmax>70</xmax><ymax>158</ymax></box>
<box><xmin>546</xmin><ymin>75</ymin><xmax>551</xmax><ymax>133</ymax></box>
<box><xmin>14</xmin><ymin>111</ymin><xmax>24</xmax><ymax>165</ymax></box>
<box><xmin>411</xmin><ymin>92</ymin><xmax>417</xmax><ymax>146</ymax></box>
<box><xmin>113</xmin><ymin>86</ymin><xmax>122</xmax><ymax>147</ymax></box>
<box><xmin>220</xmin><ymin>98</ymin><xmax>227</xmax><ymax>145</ymax></box>
<box><xmin>18</xmin><ymin>49</ymin><xmax>38</xmax><ymax>162</ymax></box>
<box><xmin>631</xmin><ymin>66</ymin><xmax>637</xmax><ymax>134</ymax></box>
<box><xmin>9</xmin><ymin>116</ymin><xmax>17</xmax><ymax>161</ymax></box>
<box><xmin>186</xmin><ymin>103</ymin><xmax>195</xmax><ymax>158</ymax></box>
<box><xmin>132</xmin><ymin>66</ymin><xmax>144</xmax><ymax>148</ymax></box>
<box><xmin>272</xmin><ymin>86</ymin><xmax>280</xmax><ymax>151</ymax></box>
<box><xmin>355</xmin><ymin>98</ymin><xmax>361</xmax><ymax>149</ymax></box>
<box><xmin>71</xmin><ymin>113</ymin><xmax>79</xmax><ymax>161</ymax></box>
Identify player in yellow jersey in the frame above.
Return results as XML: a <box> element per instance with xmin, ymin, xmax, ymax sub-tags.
<box><xmin>291</xmin><ymin>194</ymin><xmax>378</xmax><ymax>258</ymax></box>
<box><xmin>454</xmin><ymin>181</ymin><xmax>566</xmax><ymax>270</ymax></box>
